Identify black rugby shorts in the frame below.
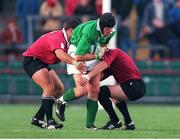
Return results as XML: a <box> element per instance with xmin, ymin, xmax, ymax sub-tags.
<box><xmin>121</xmin><ymin>79</ymin><xmax>146</xmax><ymax>101</ymax></box>
<box><xmin>23</xmin><ymin>56</ymin><xmax>51</xmax><ymax>78</ymax></box>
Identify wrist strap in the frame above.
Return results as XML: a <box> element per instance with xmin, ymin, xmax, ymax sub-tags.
<box><xmin>73</xmin><ymin>61</ymin><xmax>80</xmax><ymax>68</ymax></box>
<box><xmin>82</xmin><ymin>75</ymin><xmax>90</xmax><ymax>81</ymax></box>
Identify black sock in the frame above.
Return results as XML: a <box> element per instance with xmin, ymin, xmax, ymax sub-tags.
<box><xmin>42</xmin><ymin>96</ymin><xmax>56</xmax><ymax>121</ymax></box>
<box><xmin>115</xmin><ymin>101</ymin><xmax>132</xmax><ymax>124</ymax></box>
<box><xmin>98</xmin><ymin>86</ymin><xmax>119</xmax><ymax>123</ymax></box>
<box><xmin>34</xmin><ymin>104</ymin><xmax>45</xmax><ymax>120</ymax></box>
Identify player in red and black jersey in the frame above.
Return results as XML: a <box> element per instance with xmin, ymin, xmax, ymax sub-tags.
<box><xmin>81</xmin><ymin>48</ymin><xmax>146</xmax><ymax>130</ymax></box>
<box><xmin>22</xmin><ymin>18</ymin><xmax>86</xmax><ymax>129</ymax></box>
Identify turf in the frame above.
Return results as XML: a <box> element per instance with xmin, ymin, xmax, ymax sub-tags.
<box><xmin>0</xmin><ymin>104</ymin><xmax>180</xmax><ymax>138</ymax></box>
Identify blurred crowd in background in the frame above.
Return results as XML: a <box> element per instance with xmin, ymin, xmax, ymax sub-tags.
<box><xmin>0</xmin><ymin>0</ymin><xmax>180</xmax><ymax>62</ymax></box>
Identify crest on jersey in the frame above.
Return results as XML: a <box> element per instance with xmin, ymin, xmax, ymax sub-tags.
<box><xmin>61</xmin><ymin>43</ymin><xmax>65</xmax><ymax>49</ymax></box>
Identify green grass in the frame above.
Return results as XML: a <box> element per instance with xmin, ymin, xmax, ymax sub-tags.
<box><xmin>0</xmin><ymin>104</ymin><xmax>180</xmax><ymax>138</ymax></box>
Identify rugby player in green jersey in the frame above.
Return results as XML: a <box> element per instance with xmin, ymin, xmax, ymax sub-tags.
<box><xmin>56</xmin><ymin>13</ymin><xmax>116</xmax><ymax>130</ymax></box>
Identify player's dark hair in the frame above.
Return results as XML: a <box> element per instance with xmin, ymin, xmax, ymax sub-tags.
<box><xmin>64</xmin><ymin>17</ymin><xmax>81</xmax><ymax>30</ymax></box>
<box><xmin>99</xmin><ymin>13</ymin><xmax>115</xmax><ymax>32</ymax></box>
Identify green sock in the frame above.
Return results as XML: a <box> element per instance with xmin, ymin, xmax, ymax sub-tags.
<box><xmin>63</xmin><ymin>88</ymin><xmax>76</xmax><ymax>102</ymax></box>
<box><xmin>86</xmin><ymin>99</ymin><xmax>98</xmax><ymax>127</ymax></box>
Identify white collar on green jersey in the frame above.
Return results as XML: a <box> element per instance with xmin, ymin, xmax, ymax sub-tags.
<box><xmin>96</xmin><ymin>19</ymin><xmax>103</xmax><ymax>36</ymax></box>
<box><xmin>62</xmin><ymin>28</ymin><xmax>69</xmax><ymax>45</ymax></box>
<box><xmin>96</xmin><ymin>19</ymin><xmax>116</xmax><ymax>37</ymax></box>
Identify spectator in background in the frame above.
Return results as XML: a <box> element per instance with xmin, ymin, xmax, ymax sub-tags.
<box><xmin>0</xmin><ymin>0</ymin><xmax>2</xmax><ymax>15</ymax></box>
<box><xmin>40</xmin><ymin>0</ymin><xmax>64</xmax><ymax>32</ymax></box>
<box><xmin>116</xmin><ymin>19</ymin><xmax>137</xmax><ymax>59</ymax></box>
<box><xmin>141</xmin><ymin>0</ymin><xmax>180</xmax><ymax>58</ymax></box>
<box><xmin>112</xmin><ymin>0</ymin><xmax>133</xmax><ymax>22</ymax></box>
<box><xmin>64</xmin><ymin>0</ymin><xmax>79</xmax><ymax>16</ymax></box>
<box><xmin>73</xmin><ymin>0</ymin><xmax>97</xmax><ymax>23</ymax></box>
<box><xmin>170</xmin><ymin>0</ymin><xmax>180</xmax><ymax>38</ymax></box>
<box><xmin>1</xmin><ymin>18</ymin><xmax>23</xmax><ymax>61</ymax></box>
<box><xmin>163</xmin><ymin>0</ymin><xmax>176</xmax><ymax>9</ymax></box>
<box><xmin>16</xmin><ymin>0</ymin><xmax>40</xmax><ymax>44</ymax></box>
<box><xmin>134</xmin><ymin>0</ymin><xmax>152</xmax><ymax>38</ymax></box>
<box><xmin>95</xmin><ymin>0</ymin><xmax>102</xmax><ymax>17</ymax></box>
<box><xmin>0</xmin><ymin>0</ymin><xmax>3</xmax><ymax>48</ymax></box>
<box><xmin>112</xmin><ymin>0</ymin><xmax>137</xmax><ymax>59</ymax></box>
<box><xmin>171</xmin><ymin>0</ymin><xmax>180</xmax><ymax>21</ymax></box>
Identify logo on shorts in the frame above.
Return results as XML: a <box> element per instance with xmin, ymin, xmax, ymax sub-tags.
<box><xmin>61</xmin><ymin>43</ymin><xmax>65</xmax><ymax>49</ymax></box>
<box><xmin>130</xmin><ymin>82</ymin><xmax>133</xmax><ymax>86</ymax></box>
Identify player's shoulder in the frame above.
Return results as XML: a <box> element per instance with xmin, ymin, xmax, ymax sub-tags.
<box><xmin>84</xmin><ymin>20</ymin><xmax>97</xmax><ymax>26</ymax></box>
<box><xmin>82</xmin><ymin>20</ymin><xmax>97</xmax><ymax>31</ymax></box>
<box><xmin>107</xmin><ymin>48</ymin><xmax>124</xmax><ymax>57</ymax></box>
<box><xmin>46</xmin><ymin>30</ymin><xmax>63</xmax><ymax>40</ymax></box>
<box><xmin>109</xmin><ymin>48</ymin><xmax>120</xmax><ymax>53</ymax></box>
<box><xmin>40</xmin><ymin>30</ymin><xmax>60</xmax><ymax>39</ymax></box>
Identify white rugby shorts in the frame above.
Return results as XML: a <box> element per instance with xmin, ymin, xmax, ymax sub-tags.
<box><xmin>67</xmin><ymin>44</ymin><xmax>99</xmax><ymax>75</ymax></box>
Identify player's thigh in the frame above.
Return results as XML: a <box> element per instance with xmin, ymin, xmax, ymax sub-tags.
<box><xmin>87</xmin><ymin>73</ymin><xmax>101</xmax><ymax>99</ymax></box>
<box><xmin>108</xmin><ymin>85</ymin><xmax>128</xmax><ymax>101</ymax></box>
<box><xmin>89</xmin><ymin>73</ymin><xmax>101</xmax><ymax>88</ymax></box>
<box><xmin>32</xmin><ymin>68</ymin><xmax>54</xmax><ymax>90</ymax></box>
<box><xmin>49</xmin><ymin>69</ymin><xmax>64</xmax><ymax>92</ymax></box>
<box><xmin>73</xmin><ymin>74</ymin><xmax>84</xmax><ymax>87</ymax></box>
<box><xmin>73</xmin><ymin>74</ymin><xmax>88</xmax><ymax>90</ymax></box>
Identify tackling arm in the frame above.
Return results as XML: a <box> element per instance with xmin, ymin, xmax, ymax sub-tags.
<box><xmin>75</xmin><ymin>46</ymin><xmax>108</xmax><ymax>61</ymax></box>
<box><xmin>55</xmin><ymin>49</ymin><xmax>77</xmax><ymax>64</ymax></box>
<box><xmin>55</xmin><ymin>49</ymin><xmax>86</xmax><ymax>73</ymax></box>
<box><xmin>75</xmin><ymin>54</ymin><xmax>96</xmax><ymax>61</ymax></box>
<box><xmin>80</xmin><ymin>61</ymin><xmax>108</xmax><ymax>86</ymax></box>
<box><xmin>88</xmin><ymin>61</ymin><xmax>108</xmax><ymax>79</ymax></box>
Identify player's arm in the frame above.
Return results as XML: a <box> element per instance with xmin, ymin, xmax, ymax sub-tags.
<box><xmin>80</xmin><ymin>49</ymin><xmax>116</xmax><ymax>85</ymax></box>
<box><xmin>75</xmin><ymin>47</ymin><xmax>107</xmax><ymax>61</ymax></box>
<box><xmin>75</xmin><ymin>35</ymin><xmax>105</xmax><ymax>61</ymax></box>
<box><xmin>83</xmin><ymin>47</ymin><xmax>111</xmax><ymax>77</ymax></box>
<box><xmin>75</xmin><ymin>54</ymin><xmax>96</xmax><ymax>61</ymax></box>
<box><xmin>75</xmin><ymin>49</ymin><xmax>107</xmax><ymax>61</ymax></box>
<box><xmin>101</xmin><ymin>68</ymin><xmax>112</xmax><ymax>81</ymax></box>
<box><xmin>74</xmin><ymin>35</ymin><xmax>96</xmax><ymax>61</ymax></box>
<box><xmin>87</xmin><ymin>61</ymin><xmax>108</xmax><ymax>79</ymax></box>
<box><xmin>55</xmin><ymin>49</ymin><xmax>86</xmax><ymax>73</ymax></box>
<box><xmin>80</xmin><ymin>60</ymin><xmax>108</xmax><ymax>86</ymax></box>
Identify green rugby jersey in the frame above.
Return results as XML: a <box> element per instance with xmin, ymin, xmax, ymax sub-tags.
<box><xmin>70</xmin><ymin>20</ymin><xmax>115</xmax><ymax>55</ymax></box>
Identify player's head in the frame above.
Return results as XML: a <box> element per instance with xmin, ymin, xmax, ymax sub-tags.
<box><xmin>99</xmin><ymin>13</ymin><xmax>115</xmax><ymax>36</ymax></box>
<box><xmin>64</xmin><ymin>17</ymin><xmax>80</xmax><ymax>41</ymax></box>
<box><xmin>64</xmin><ymin>17</ymin><xmax>80</xmax><ymax>31</ymax></box>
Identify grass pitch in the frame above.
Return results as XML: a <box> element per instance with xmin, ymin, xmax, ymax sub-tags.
<box><xmin>0</xmin><ymin>104</ymin><xmax>180</xmax><ymax>138</ymax></box>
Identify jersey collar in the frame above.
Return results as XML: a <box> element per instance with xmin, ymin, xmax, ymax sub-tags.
<box><xmin>62</xmin><ymin>28</ymin><xmax>69</xmax><ymax>45</ymax></box>
<box><xmin>96</xmin><ymin>19</ymin><xmax>103</xmax><ymax>36</ymax></box>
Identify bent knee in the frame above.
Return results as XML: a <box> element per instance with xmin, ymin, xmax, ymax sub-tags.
<box><xmin>76</xmin><ymin>87</ymin><xmax>87</xmax><ymax>96</ymax></box>
<box><xmin>88</xmin><ymin>89</ymin><xmax>100</xmax><ymax>99</ymax></box>
<box><xmin>54</xmin><ymin>84</ymin><xmax>64</xmax><ymax>97</ymax></box>
<box><xmin>44</xmin><ymin>83</ymin><xmax>55</xmax><ymax>92</ymax></box>
<box><xmin>98</xmin><ymin>86</ymin><xmax>111</xmax><ymax>101</ymax></box>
